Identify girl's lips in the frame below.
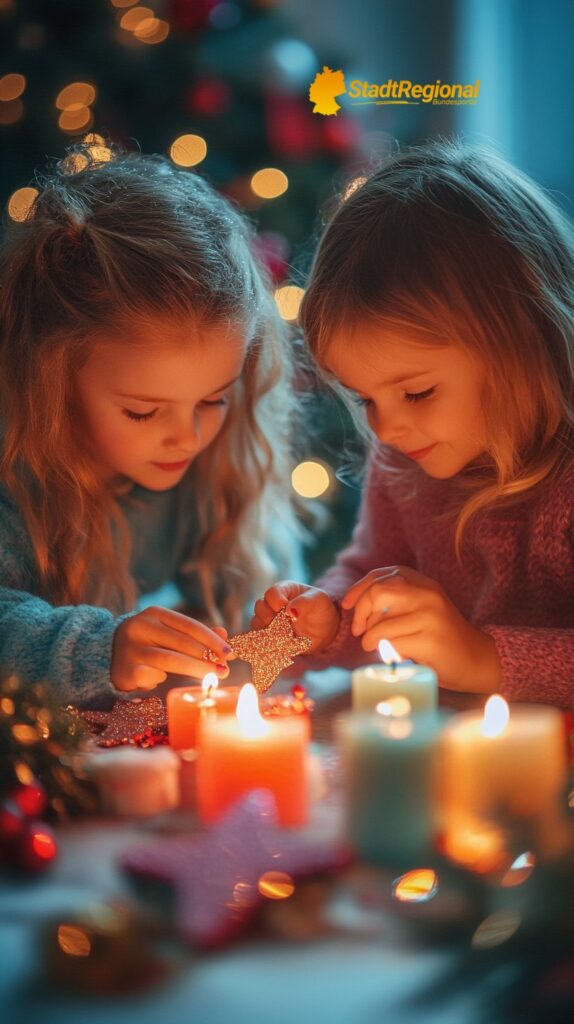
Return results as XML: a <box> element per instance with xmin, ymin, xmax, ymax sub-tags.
<box><xmin>405</xmin><ymin>444</ymin><xmax>436</xmax><ymax>461</ymax></box>
<box><xmin>151</xmin><ymin>459</ymin><xmax>191</xmax><ymax>472</ymax></box>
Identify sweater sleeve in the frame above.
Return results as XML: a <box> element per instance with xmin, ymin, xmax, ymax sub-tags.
<box><xmin>0</xmin><ymin>495</ymin><xmax>131</xmax><ymax>708</ymax></box>
<box><xmin>298</xmin><ymin>453</ymin><xmax>416</xmax><ymax>672</ymax></box>
<box><xmin>482</xmin><ymin>624</ymin><xmax>574</xmax><ymax>709</ymax></box>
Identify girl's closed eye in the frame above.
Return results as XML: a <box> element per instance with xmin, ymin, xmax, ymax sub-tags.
<box><xmin>404</xmin><ymin>386</ymin><xmax>436</xmax><ymax>404</ymax></box>
<box><xmin>123</xmin><ymin>408</ymin><xmax>157</xmax><ymax>422</ymax></box>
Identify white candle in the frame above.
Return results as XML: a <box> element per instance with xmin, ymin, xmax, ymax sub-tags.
<box><xmin>352</xmin><ymin>641</ymin><xmax>437</xmax><ymax>713</ymax></box>
<box><xmin>86</xmin><ymin>746</ymin><xmax>181</xmax><ymax>817</ymax></box>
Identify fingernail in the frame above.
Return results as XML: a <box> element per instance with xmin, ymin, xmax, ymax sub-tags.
<box><xmin>221</xmin><ymin>643</ymin><xmax>232</xmax><ymax>654</ymax></box>
<box><xmin>215</xmin><ymin>662</ymin><xmax>227</xmax><ymax>673</ymax></box>
<box><xmin>288</xmin><ymin>607</ymin><xmax>298</xmax><ymax>619</ymax></box>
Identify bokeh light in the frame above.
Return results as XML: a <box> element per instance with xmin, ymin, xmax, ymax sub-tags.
<box><xmin>133</xmin><ymin>17</ymin><xmax>170</xmax><ymax>43</ymax></box>
<box><xmin>471</xmin><ymin>910</ymin><xmax>522</xmax><ymax>949</ymax></box>
<box><xmin>257</xmin><ymin>871</ymin><xmax>295</xmax><ymax>899</ymax></box>
<box><xmin>55</xmin><ymin>82</ymin><xmax>96</xmax><ymax>110</ymax></box>
<box><xmin>119</xmin><ymin>6</ymin><xmax>154</xmax><ymax>31</ymax></box>
<box><xmin>291</xmin><ymin>460</ymin><xmax>331</xmax><ymax>499</ymax></box>
<box><xmin>58</xmin><ymin>106</ymin><xmax>93</xmax><ymax>134</ymax></box>
<box><xmin>250</xmin><ymin>167</ymin><xmax>288</xmax><ymax>199</ymax></box>
<box><xmin>274</xmin><ymin>284</ymin><xmax>304</xmax><ymax>321</ymax></box>
<box><xmin>57</xmin><ymin>924</ymin><xmax>92</xmax><ymax>957</ymax></box>
<box><xmin>392</xmin><ymin>868</ymin><xmax>438</xmax><ymax>903</ymax></box>
<box><xmin>170</xmin><ymin>134</ymin><xmax>207</xmax><ymax>167</ymax></box>
<box><xmin>0</xmin><ymin>73</ymin><xmax>26</xmax><ymax>101</ymax></box>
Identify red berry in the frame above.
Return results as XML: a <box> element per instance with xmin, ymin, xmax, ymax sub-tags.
<box><xmin>19</xmin><ymin>821</ymin><xmax>58</xmax><ymax>874</ymax></box>
<box><xmin>10</xmin><ymin>782</ymin><xmax>46</xmax><ymax>818</ymax></box>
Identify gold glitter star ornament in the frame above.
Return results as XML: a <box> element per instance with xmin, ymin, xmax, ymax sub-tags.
<box><xmin>210</xmin><ymin>607</ymin><xmax>313</xmax><ymax>693</ymax></box>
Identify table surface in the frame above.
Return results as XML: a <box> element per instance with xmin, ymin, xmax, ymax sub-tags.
<box><xmin>0</xmin><ymin>671</ymin><xmax>519</xmax><ymax>1024</ymax></box>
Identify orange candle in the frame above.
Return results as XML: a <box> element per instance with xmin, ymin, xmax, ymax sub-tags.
<box><xmin>167</xmin><ymin>673</ymin><xmax>240</xmax><ymax>751</ymax></box>
<box><xmin>197</xmin><ymin>683</ymin><xmax>309</xmax><ymax>826</ymax></box>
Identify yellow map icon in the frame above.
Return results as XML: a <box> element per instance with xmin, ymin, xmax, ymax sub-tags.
<box><xmin>309</xmin><ymin>66</ymin><xmax>347</xmax><ymax>115</ymax></box>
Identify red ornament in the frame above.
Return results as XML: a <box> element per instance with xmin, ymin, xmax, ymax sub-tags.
<box><xmin>321</xmin><ymin>115</ymin><xmax>362</xmax><ymax>156</ymax></box>
<box><xmin>0</xmin><ymin>794</ymin><xmax>26</xmax><ymax>843</ymax></box>
<box><xmin>186</xmin><ymin>78</ymin><xmax>231</xmax><ymax>117</ymax></box>
<box><xmin>253</xmin><ymin>231</ymin><xmax>290</xmax><ymax>285</ymax></box>
<box><xmin>168</xmin><ymin>0</ymin><xmax>217</xmax><ymax>33</ymax></box>
<box><xmin>265</xmin><ymin>94</ymin><xmax>323</xmax><ymax>160</ymax></box>
<box><xmin>19</xmin><ymin>820</ymin><xmax>58</xmax><ymax>874</ymax></box>
<box><xmin>9</xmin><ymin>780</ymin><xmax>47</xmax><ymax>818</ymax></box>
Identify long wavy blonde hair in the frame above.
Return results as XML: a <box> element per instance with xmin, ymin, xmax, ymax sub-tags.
<box><xmin>300</xmin><ymin>139</ymin><xmax>574</xmax><ymax>557</ymax></box>
<box><xmin>0</xmin><ymin>144</ymin><xmax>302</xmax><ymax>629</ymax></box>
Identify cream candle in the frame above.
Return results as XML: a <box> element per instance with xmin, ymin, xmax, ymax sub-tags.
<box><xmin>352</xmin><ymin>641</ymin><xmax>437</xmax><ymax>713</ymax></box>
<box><xmin>437</xmin><ymin>696</ymin><xmax>567</xmax><ymax>867</ymax></box>
<box><xmin>167</xmin><ymin>673</ymin><xmax>240</xmax><ymax>751</ymax></box>
<box><xmin>197</xmin><ymin>683</ymin><xmax>309</xmax><ymax>827</ymax></box>
<box><xmin>86</xmin><ymin>746</ymin><xmax>180</xmax><ymax>818</ymax></box>
<box><xmin>336</xmin><ymin>703</ymin><xmax>443</xmax><ymax>867</ymax></box>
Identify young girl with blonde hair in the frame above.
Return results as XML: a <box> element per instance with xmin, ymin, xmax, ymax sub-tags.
<box><xmin>0</xmin><ymin>143</ymin><xmax>303</xmax><ymax>706</ymax></box>
<box><xmin>254</xmin><ymin>139</ymin><xmax>574</xmax><ymax>708</ymax></box>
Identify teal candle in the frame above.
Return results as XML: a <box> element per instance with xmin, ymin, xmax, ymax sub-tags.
<box><xmin>336</xmin><ymin>711</ymin><xmax>443</xmax><ymax>867</ymax></box>
<box><xmin>352</xmin><ymin>662</ymin><xmax>437</xmax><ymax>713</ymax></box>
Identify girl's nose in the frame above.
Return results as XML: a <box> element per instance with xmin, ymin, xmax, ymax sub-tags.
<box><xmin>371</xmin><ymin>406</ymin><xmax>408</xmax><ymax>447</ymax></box>
<box><xmin>165</xmin><ymin>410</ymin><xmax>201</xmax><ymax>453</ymax></box>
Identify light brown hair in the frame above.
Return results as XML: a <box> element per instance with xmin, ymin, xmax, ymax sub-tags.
<box><xmin>300</xmin><ymin>139</ymin><xmax>574</xmax><ymax>555</ymax></box>
<box><xmin>0</xmin><ymin>143</ymin><xmax>302</xmax><ymax>628</ymax></box>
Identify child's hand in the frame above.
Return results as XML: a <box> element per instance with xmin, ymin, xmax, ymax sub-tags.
<box><xmin>111</xmin><ymin>607</ymin><xmax>234</xmax><ymax>692</ymax></box>
<box><xmin>251</xmin><ymin>580</ymin><xmax>341</xmax><ymax>654</ymax></box>
<box><xmin>342</xmin><ymin>566</ymin><xmax>502</xmax><ymax>693</ymax></box>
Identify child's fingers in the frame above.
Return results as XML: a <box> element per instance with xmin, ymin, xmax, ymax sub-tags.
<box><xmin>252</xmin><ymin>599</ymin><xmax>275</xmax><ymax>629</ymax></box>
<box><xmin>130</xmin><ymin>665</ymin><xmax>168</xmax><ymax>690</ymax></box>
<box><xmin>351</xmin><ymin>579</ymin><xmax>412</xmax><ymax>636</ymax></box>
<box><xmin>150</xmin><ymin>607</ymin><xmax>232</xmax><ymax>658</ymax></box>
<box><xmin>342</xmin><ymin>568</ymin><xmax>401</xmax><ymax>610</ymax></box>
<box><xmin>139</xmin><ymin>645</ymin><xmax>228</xmax><ymax>679</ymax></box>
<box><xmin>361</xmin><ymin>614</ymin><xmax>423</xmax><ymax>653</ymax></box>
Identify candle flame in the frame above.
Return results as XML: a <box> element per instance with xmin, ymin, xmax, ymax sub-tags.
<box><xmin>375</xmin><ymin>695</ymin><xmax>412</xmax><ymax>718</ymax></box>
<box><xmin>481</xmin><ymin>695</ymin><xmax>509</xmax><ymax>738</ymax></box>
<box><xmin>378</xmin><ymin>639</ymin><xmax>401</xmax><ymax>665</ymax></box>
<box><xmin>201</xmin><ymin>672</ymin><xmax>219</xmax><ymax>694</ymax></box>
<box><xmin>236</xmin><ymin>683</ymin><xmax>268</xmax><ymax>738</ymax></box>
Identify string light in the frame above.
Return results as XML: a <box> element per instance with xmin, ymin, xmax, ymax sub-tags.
<box><xmin>58</xmin><ymin>106</ymin><xmax>93</xmax><ymax>134</ymax></box>
<box><xmin>119</xmin><ymin>6</ymin><xmax>154</xmax><ymax>31</ymax></box>
<box><xmin>133</xmin><ymin>17</ymin><xmax>170</xmax><ymax>43</ymax></box>
<box><xmin>0</xmin><ymin>73</ymin><xmax>26</xmax><ymax>101</ymax></box>
<box><xmin>274</xmin><ymin>284</ymin><xmax>304</xmax><ymax>321</ymax></box>
<box><xmin>7</xmin><ymin>186</ymin><xmax>38</xmax><ymax>222</ymax></box>
<box><xmin>55</xmin><ymin>82</ymin><xmax>96</xmax><ymax>110</ymax></box>
<box><xmin>291</xmin><ymin>460</ymin><xmax>332</xmax><ymax>499</ymax></box>
<box><xmin>170</xmin><ymin>134</ymin><xmax>207</xmax><ymax>167</ymax></box>
<box><xmin>250</xmin><ymin>167</ymin><xmax>288</xmax><ymax>199</ymax></box>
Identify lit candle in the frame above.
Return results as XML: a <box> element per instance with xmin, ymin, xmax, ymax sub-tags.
<box><xmin>167</xmin><ymin>673</ymin><xmax>240</xmax><ymax>751</ymax></box>
<box><xmin>336</xmin><ymin>701</ymin><xmax>443</xmax><ymax>867</ymax></box>
<box><xmin>437</xmin><ymin>696</ymin><xmax>567</xmax><ymax>867</ymax></box>
<box><xmin>197</xmin><ymin>683</ymin><xmax>309</xmax><ymax>827</ymax></box>
<box><xmin>352</xmin><ymin>640</ymin><xmax>437</xmax><ymax>713</ymax></box>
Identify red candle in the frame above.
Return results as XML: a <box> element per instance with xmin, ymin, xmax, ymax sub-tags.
<box><xmin>167</xmin><ymin>674</ymin><xmax>240</xmax><ymax>751</ymax></box>
<box><xmin>197</xmin><ymin>683</ymin><xmax>309</xmax><ymax>827</ymax></box>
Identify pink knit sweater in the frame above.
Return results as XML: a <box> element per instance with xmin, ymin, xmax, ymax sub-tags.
<box><xmin>305</xmin><ymin>452</ymin><xmax>574</xmax><ymax>710</ymax></box>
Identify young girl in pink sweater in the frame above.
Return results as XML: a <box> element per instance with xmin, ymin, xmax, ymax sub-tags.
<box><xmin>253</xmin><ymin>140</ymin><xmax>574</xmax><ymax>709</ymax></box>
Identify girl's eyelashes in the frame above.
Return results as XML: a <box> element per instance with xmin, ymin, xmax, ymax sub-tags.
<box><xmin>351</xmin><ymin>386</ymin><xmax>436</xmax><ymax>407</ymax></box>
<box><xmin>123</xmin><ymin>408</ymin><xmax>157</xmax><ymax>422</ymax></box>
<box><xmin>404</xmin><ymin>386</ymin><xmax>436</xmax><ymax>404</ymax></box>
<box><xmin>122</xmin><ymin>396</ymin><xmax>229</xmax><ymax>422</ymax></box>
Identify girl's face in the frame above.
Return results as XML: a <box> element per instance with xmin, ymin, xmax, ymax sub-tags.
<box><xmin>76</xmin><ymin>316</ymin><xmax>247</xmax><ymax>490</ymax></box>
<box><xmin>325</xmin><ymin>323</ymin><xmax>487</xmax><ymax>479</ymax></box>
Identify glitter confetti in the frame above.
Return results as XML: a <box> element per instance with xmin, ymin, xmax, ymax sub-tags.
<box><xmin>67</xmin><ymin>697</ymin><xmax>167</xmax><ymax>747</ymax></box>
<box><xmin>207</xmin><ymin>607</ymin><xmax>313</xmax><ymax>693</ymax></box>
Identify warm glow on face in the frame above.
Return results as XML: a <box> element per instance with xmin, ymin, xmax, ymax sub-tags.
<box><xmin>236</xmin><ymin>683</ymin><xmax>268</xmax><ymax>739</ymax></box>
<box><xmin>250</xmin><ymin>168</ymin><xmax>289</xmax><ymax>199</ymax></box>
<box><xmin>291</xmin><ymin>460</ymin><xmax>331</xmax><ymax>498</ymax></box>
<box><xmin>392</xmin><ymin>868</ymin><xmax>438</xmax><ymax>903</ymax></box>
<box><xmin>376</xmin><ymin>695</ymin><xmax>411</xmax><ymax>718</ymax></box>
<box><xmin>481</xmin><ymin>695</ymin><xmax>509</xmax><ymax>738</ymax></box>
<box><xmin>201</xmin><ymin>672</ymin><xmax>219</xmax><ymax>694</ymax></box>
<box><xmin>378</xmin><ymin>639</ymin><xmax>401</xmax><ymax>664</ymax></box>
